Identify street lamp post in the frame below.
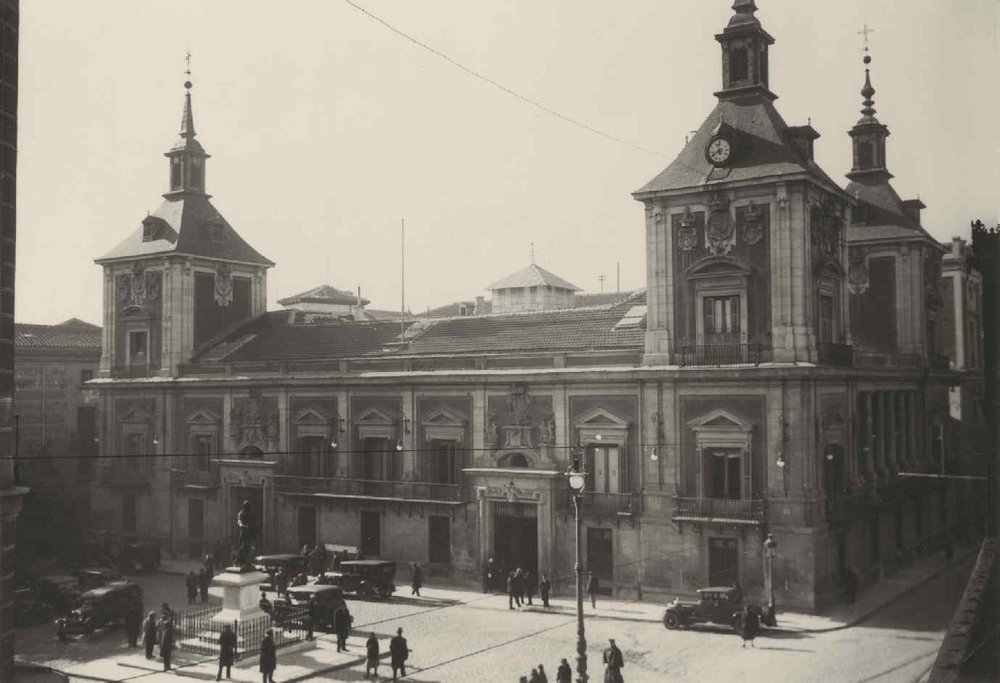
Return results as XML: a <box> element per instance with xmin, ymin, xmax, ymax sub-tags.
<box><xmin>763</xmin><ymin>533</ymin><xmax>778</xmax><ymax>626</ymax></box>
<box><xmin>567</xmin><ymin>455</ymin><xmax>588</xmax><ymax>683</ymax></box>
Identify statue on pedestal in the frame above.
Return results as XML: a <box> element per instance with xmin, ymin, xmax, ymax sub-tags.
<box><xmin>233</xmin><ymin>500</ymin><xmax>258</xmax><ymax>571</ymax></box>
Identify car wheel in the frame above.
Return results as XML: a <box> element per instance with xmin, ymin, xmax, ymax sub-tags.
<box><xmin>663</xmin><ymin>612</ymin><xmax>681</xmax><ymax>630</ymax></box>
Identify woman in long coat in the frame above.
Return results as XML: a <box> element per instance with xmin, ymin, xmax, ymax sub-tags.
<box><xmin>217</xmin><ymin>624</ymin><xmax>237</xmax><ymax>681</ymax></box>
<box><xmin>259</xmin><ymin>629</ymin><xmax>277</xmax><ymax>683</ymax></box>
<box><xmin>159</xmin><ymin>618</ymin><xmax>175</xmax><ymax>672</ymax></box>
<box><xmin>141</xmin><ymin>612</ymin><xmax>158</xmax><ymax>659</ymax></box>
<box><xmin>334</xmin><ymin>605</ymin><xmax>352</xmax><ymax>652</ymax></box>
<box><xmin>739</xmin><ymin>605</ymin><xmax>760</xmax><ymax>648</ymax></box>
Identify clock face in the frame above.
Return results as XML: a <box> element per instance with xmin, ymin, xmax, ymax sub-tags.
<box><xmin>707</xmin><ymin>137</ymin><xmax>732</xmax><ymax>165</ymax></box>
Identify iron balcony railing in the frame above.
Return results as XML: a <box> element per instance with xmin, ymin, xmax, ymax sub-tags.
<box><xmin>817</xmin><ymin>342</ymin><xmax>854</xmax><ymax>366</ymax></box>
<box><xmin>560</xmin><ymin>491</ymin><xmax>640</xmax><ymax>518</ymax></box>
<box><xmin>273</xmin><ymin>475</ymin><xmax>465</xmax><ymax>503</ymax></box>
<box><xmin>676</xmin><ymin>343</ymin><xmax>762</xmax><ymax>368</ymax></box>
<box><xmin>171</xmin><ymin>468</ymin><xmax>219</xmax><ymax>488</ymax></box>
<box><xmin>671</xmin><ymin>496</ymin><xmax>765</xmax><ymax>524</ymax></box>
<box><xmin>110</xmin><ymin>364</ymin><xmax>156</xmax><ymax>378</ymax></box>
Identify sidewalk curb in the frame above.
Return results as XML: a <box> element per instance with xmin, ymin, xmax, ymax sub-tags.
<box><xmin>777</xmin><ymin>550</ymin><xmax>976</xmax><ymax>635</ymax></box>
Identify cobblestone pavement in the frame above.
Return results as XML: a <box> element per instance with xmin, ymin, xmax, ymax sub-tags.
<box><xmin>14</xmin><ymin>555</ymin><xmax>974</xmax><ymax>682</ymax></box>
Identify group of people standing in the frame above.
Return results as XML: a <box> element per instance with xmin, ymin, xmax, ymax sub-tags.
<box><xmin>139</xmin><ymin>603</ymin><xmax>176</xmax><ymax>672</ymax></box>
<box><xmin>520</xmin><ymin>639</ymin><xmax>624</xmax><ymax>683</ymax></box>
<box><xmin>185</xmin><ymin>567</ymin><xmax>213</xmax><ymax>604</ymax></box>
<box><xmin>483</xmin><ymin>558</ymin><xmax>552</xmax><ymax>610</ymax></box>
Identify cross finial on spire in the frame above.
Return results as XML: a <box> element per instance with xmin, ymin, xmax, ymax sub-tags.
<box><xmin>857</xmin><ymin>24</ymin><xmax>877</xmax><ymax>119</ymax></box>
<box><xmin>858</xmin><ymin>23</ymin><xmax>874</xmax><ymax>51</ymax></box>
<box><xmin>530</xmin><ymin>242</ymin><xmax>535</xmax><ymax>264</ymax></box>
<box><xmin>185</xmin><ymin>49</ymin><xmax>192</xmax><ymax>76</ymax></box>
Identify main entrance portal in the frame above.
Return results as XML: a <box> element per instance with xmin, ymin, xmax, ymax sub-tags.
<box><xmin>493</xmin><ymin>501</ymin><xmax>538</xmax><ymax>576</ymax></box>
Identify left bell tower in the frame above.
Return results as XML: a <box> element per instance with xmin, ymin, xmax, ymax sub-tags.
<box><xmin>95</xmin><ymin>76</ymin><xmax>274</xmax><ymax>378</ymax></box>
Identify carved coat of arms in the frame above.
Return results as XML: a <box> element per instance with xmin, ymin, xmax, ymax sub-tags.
<box><xmin>811</xmin><ymin>201</ymin><xmax>843</xmax><ymax>262</ymax></box>
<box><xmin>705</xmin><ymin>192</ymin><xmax>734</xmax><ymax>256</ymax></box>
<box><xmin>215</xmin><ymin>264</ymin><xmax>234</xmax><ymax>307</ymax></box>
<box><xmin>677</xmin><ymin>207</ymin><xmax>698</xmax><ymax>252</ymax></box>
<box><xmin>505</xmin><ymin>383</ymin><xmax>533</xmax><ymax>425</ymax></box>
<box><xmin>742</xmin><ymin>202</ymin><xmax>764</xmax><ymax>246</ymax></box>
<box><xmin>230</xmin><ymin>388</ymin><xmax>278</xmax><ymax>446</ymax></box>
<box><xmin>130</xmin><ymin>263</ymin><xmax>147</xmax><ymax>304</ymax></box>
<box><xmin>847</xmin><ymin>252</ymin><xmax>869</xmax><ymax>294</ymax></box>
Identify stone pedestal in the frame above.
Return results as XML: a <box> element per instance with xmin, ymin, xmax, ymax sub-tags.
<box><xmin>211</xmin><ymin>568</ymin><xmax>269</xmax><ymax>626</ymax></box>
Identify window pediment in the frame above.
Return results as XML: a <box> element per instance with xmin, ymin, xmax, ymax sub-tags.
<box><xmin>186</xmin><ymin>409</ymin><xmax>220</xmax><ymax>425</ymax></box>
<box><xmin>576</xmin><ymin>407</ymin><xmax>629</xmax><ymax>444</ymax></box>
<box><xmin>120</xmin><ymin>306</ymin><xmax>153</xmax><ymax>321</ymax></box>
<box><xmin>422</xmin><ymin>408</ymin><xmax>466</xmax><ymax>443</ymax></box>
<box><xmin>294</xmin><ymin>407</ymin><xmax>330</xmax><ymax>424</ymax></box>
<box><xmin>355</xmin><ymin>407</ymin><xmax>397</xmax><ymax>441</ymax></box>
<box><xmin>688</xmin><ymin>408</ymin><xmax>754</xmax><ymax>449</ymax></box>
<box><xmin>685</xmin><ymin>255</ymin><xmax>751</xmax><ymax>279</ymax></box>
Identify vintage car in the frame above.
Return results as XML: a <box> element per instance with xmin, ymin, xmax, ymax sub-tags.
<box><xmin>56</xmin><ymin>582</ymin><xmax>143</xmax><ymax>640</ymax></box>
<box><xmin>662</xmin><ymin>587</ymin><xmax>750</xmax><ymax>632</ymax></box>
<box><xmin>254</xmin><ymin>553</ymin><xmax>310</xmax><ymax>592</ymax></box>
<box><xmin>316</xmin><ymin>560</ymin><xmax>396</xmax><ymax>599</ymax></box>
<box><xmin>265</xmin><ymin>584</ymin><xmax>349</xmax><ymax>631</ymax></box>
<box><xmin>33</xmin><ymin>575</ymin><xmax>83</xmax><ymax>615</ymax></box>
<box><xmin>72</xmin><ymin>567</ymin><xmax>128</xmax><ymax>591</ymax></box>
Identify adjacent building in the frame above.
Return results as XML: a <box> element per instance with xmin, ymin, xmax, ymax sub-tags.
<box><xmin>89</xmin><ymin>1</ymin><xmax>986</xmax><ymax>611</ymax></box>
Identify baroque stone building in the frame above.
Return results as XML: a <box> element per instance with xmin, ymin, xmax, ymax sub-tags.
<box><xmin>90</xmin><ymin>1</ymin><xmax>985</xmax><ymax>611</ymax></box>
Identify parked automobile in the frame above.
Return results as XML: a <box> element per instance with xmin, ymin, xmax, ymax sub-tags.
<box><xmin>72</xmin><ymin>567</ymin><xmax>127</xmax><ymax>591</ymax></box>
<box><xmin>254</xmin><ymin>553</ymin><xmax>309</xmax><ymax>591</ymax></box>
<box><xmin>55</xmin><ymin>583</ymin><xmax>143</xmax><ymax>640</ymax></box>
<box><xmin>316</xmin><ymin>560</ymin><xmax>396</xmax><ymax>599</ymax></box>
<box><xmin>33</xmin><ymin>574</ymin><xmax>83</xmax><ymax>615</ymax></box>
<box><xmin>277</xmin><ymin>585</ymin><xmax>349</xmax><ymax>631</ymax></box>
<box><xmin>662</xmin><ymin>586</ymin><xmax>751</xmax><ymax>632</ymax></box>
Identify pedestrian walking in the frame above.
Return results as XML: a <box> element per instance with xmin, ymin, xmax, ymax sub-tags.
<box><xmin>525</xmin><ymin>569</ymin><xmax>535</xmax><ymax>606</ymax></box>
<box><xmin>602</xmin><ymin>638</ymin><xmax>624</xmax><ymax>683</ymax></box>
<box><xmin>199</xmin><ymin>567</ymin><xmax>210</xmax><ymax>603</ymax></box>
<box><xmin>739</xmin><ymin>606</ymin><xmax>760</xmax><ymax>648</ymax></box>
<box><xmin>507</xmin><ymin>571</ymin><xmax>518</xmax><ymax>610</ymax></box>
<box><xmin>142</xmin><ymin>611</ymin><xmax>158</xmax><ymax>659</ymax></box>
<box><xmin>514</xmin><ymin>568</ymin><xmax>525</xmax><ymax>606</ymax></box>
<box><xmin>217</xmin><ymin>624</ymin><xmax>237</xmax><ymax>680</ymax></box>
<box><xmin>539</xmin><ymin>574</ymin><xmax>551</xmax><ymax>609</ymax></box>
<box><xmin>411</xmin><ymin>562</ymin><xmax>423</xmax><ymax>596</ymax></box>
<box><xmin>537</xmin><ymin>664</ymin><xmax>549</xmax><ymax>682</ymax></box>
<box><xmin>556</xmin><ymin>658</ymin><xmax>572</xmax><ymax>683</ymax></box>
<box><xmin>365</xmin><ymin>632</ymin><xmax>380</xmax><ymax>678</ymax></box>
<box><xmin>334</xmin><ymin>604</ymin><xmax>352</xmax><ymax>652</ymax></box>
<box><xmin>124</xmin><ymin>602</ymin><xmax>142</xmax><ymax>648</ymax></box>
<box><xmin>389</xmin><ymin>627</ymin><xmax>409</xmax><ymax>681</ymax></box>
<box><xmin>186</xmin><ymin>570</ymin><xmax>198</xmax><ymax>604</ymax></box>
<box><xmin>529</xmin><ymin>667</ymin><xmax>541</xmax><ymax>683</ymax></box>
<box><xmin>159</xmin><ymin>617</ymin><xmax>175</xmax><ymax>672</ymax></box>
<box><xmin>306</xmin><ymin>594</ymin><xmax>318</xmax><ymax>640</ymax></box>
<box><xmin>483</xmin><ymin>557</ymin><xmax>495</xmax><ymax>593</ymax></box>
<box><xmin>259</xmin><ymin>629</ymin><xmax>277</xmax><ymax>683</ymax></box>
<box><xmin>587</xmin><ymin>571</ymin><xmax>599</xmax><ymax>609</ymax></box>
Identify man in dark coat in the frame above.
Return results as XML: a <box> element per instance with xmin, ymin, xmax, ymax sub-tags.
<box><xmin>389</xmin><ymin>627</ymin><xmax>409</xmax><ymax>681</ymax></box>
<box><xmin>217</xmin><ymin>624</ymin><xmax>237</xmax><ymax>680</ymax></box>
<box><xmin>334</xmin><ymin>605</ymin><xmax>352</xmax><ymax>652</ymax></box>
<box><xmin>739</xmin><ymin>606</ymin><xmax>760</xmax><ymax>648</ymax></box>
<box><xmin>602</xmin><ymin>638</ymin><xmax>624</xmax><ymax>683</ymax></box>
<box><xmin>186</xmin><ymin>571</ymin><xmax>198</xmax><ymax>604</ymax></box>
<box><xmin>259</xmin><ymin>629</ymin><xmax>277</xmax><ymax>683</ymax></box>
<box><xmin>556</xmin><ymin>658</ymin><xmax>572</xmax><ymax>683</ymax></box>
<box><xmin>539</xmin><ymin>574</ymin><xmax>551</xmax><ymax>609</ymax></box>
<box><xmin>124</xmin><ymin>602</ymin><xmax>142</xmax><ymax>647</ymax></box>
<box><xmin>411</xmin><ymin>563</ymin><xmax>423</xmax><ymax>597</ymax></box>
<box><xmin>159</xmin><ymin>617</ymin><xmax>175</xmax><ymax>672</ymax></box>
<box><xmin>199</xmin><ymin>568</ymin><xmax>210</xmax><ymax>603</ymax></box>
<box><xmin>587</xmin><ymin>571</ymin><xmax>599</xmax><ymax>609</ymax></box>
<box><xmin>141</xmin><ymin>611</ymin><xmax>158</xmax><ymax>659</ymax></box>
<box><xmin>306</xmin><ymin>594</ymin><xmax>318</xmax><ymax>640</ymax></box>
<box><xmin>507</xmin><ymin>571</ymin><xmax>518</xmax><ymax>610</ymax></box>
<box><xmin>524</xmin><ymin>570</ymin><xmax>535</xmax><ymax>606</ymax></box>
<box><xmin>365</xmin><ymin>631</ymin><xmax>380</xmax><ymax>678</ymax></box>
<box><xmin>483</xmin><ymin>557</ymin><xmax>495</xmax><ymax>593</ymax></box>
<box><xmin>514</xmin><ymin>568</ymin><xmax>525</xmax><ymax>606</ymax></box>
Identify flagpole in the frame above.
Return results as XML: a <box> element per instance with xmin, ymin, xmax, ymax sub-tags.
<box><xmin>401</xmin><ymin>218</ymin><xmax>405</xmax><ymax>336</ymax></box>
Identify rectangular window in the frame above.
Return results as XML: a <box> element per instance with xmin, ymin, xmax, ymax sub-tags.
<box><xmin>585</xmin><ymin>445</ymin><xmax>624</xmax><ymax>493</ymax></box>
<box><xmin>428</xmin><ymin>515</ymin><xmax>450</xmax><ymax>564</ymax></box>
<box><xmin>128</xmin><ymin>330</ymin><xmax>148</xmax><ymax>366</ymax></box>
<box><xmin>705</xmin><ymin>448</ymin><xmax>741</xmax><ymax>499</ymax></box>
<box><xmin>702</xmin><ymin>295</ymin><xmax>741</xmax><ymax>343</ymax></box>
<box><xmin>123</xmin><ymin>432</ymin><xmax>145</xmax><ymax>470</ymax></box>
<box><xmin>297</xmin><ymin>435</ymin><xmax>326</xmax><ymax>478</ymax></box>
<box><xmin>819</xmin><ymin>294</ymin><xmax>834</xmax><ymax>343</ymax></box>
<box><xmin>193</xmin><ymin>434</ymin><xmax>214</xmax><ymax>472</ymax></box>
<box><xmin>857</xmin><ymin>140</ymin><xmax>874</xmax><ymax>168</ymax></box>
<box><xmin>729</xmin><ymin>48</ymin><xmax>749</xmax><ymax>81</ymax></box>
<box><xmin>429</xmin><ymin>441</ymin><xmax>457</xmax><ymax>485</ymax></box>
<box><xmin>586</xmin><ymin>527</ymin><xmax>614</xmax><ymax>589</ymax></box>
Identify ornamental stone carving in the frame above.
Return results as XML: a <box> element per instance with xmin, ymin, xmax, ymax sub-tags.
<box><xmin>847</xmin><ymin>251</ymin><xmax>869</xmax><ymax>294</ymax></box>
<box><xmin>677</xmin><ymin>207</ymin><xmax>698</xmax><ymax>252</ymax></box>
<box><xmin>742</xmin><ymin>201</ymin><xmax>764</xmax><ymax>245</ymax></box>
<box><xmin>230</xmin><ymin>388</ymin><xmax>279</xmax><ymax>447</ymax></box>
<box><xmin>705</xmin><ymin>191</ymin><xmax>734</xmax><ymax>256</ymax></box>
<box><xmin>811</xmin><ymin>200</ymin><xmax>844</xmax><ymax>263</ymax></box>
<box><xmin>505</xmin><ymin>383</ymin><xmax>533</xmax><ymax>425</ymax></box>
<box><xmin>115</xmin><ymin>263</ymin><xmax>161</xmax><ymax>306</ymax></box>
<box><xmin>537</xmin><ymin>413</ymin><xmax>556</xmax><ymax>446</ymax></box>
<box><xmin>215</xmin><ymin>264</ymin><xmax>234</xmax><ymax>307</ymax></box>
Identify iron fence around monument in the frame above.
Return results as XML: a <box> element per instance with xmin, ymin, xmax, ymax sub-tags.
<box><xmin>174</xmin><ymin>604</ymin><xmax>310</xmax><ymax>661</ymax></box>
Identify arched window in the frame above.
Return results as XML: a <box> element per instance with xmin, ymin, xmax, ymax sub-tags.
<box><xmin>240</xmin><ymin>445</ymin><xmax>263</xmax><ymax>460</ymax></box>
<box><xmin>499</xmin><ymin>452</ymin><xmax>529</xmax><ymax>468</ymax></box>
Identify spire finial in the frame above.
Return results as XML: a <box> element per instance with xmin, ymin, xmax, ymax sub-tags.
<box><xmin>858</xmin><ymin>24</ymin><xmax>877</xmax><ymax>119</ymax></box>
<box><xmin>530</xmin><ymin>241</ymin><xmax>535</xmax><ymax>264</ymax></box>
<box><xmin>180</xmin><ymin>51</ymin><xmax>196</xmax><ymax>138</ymax></box>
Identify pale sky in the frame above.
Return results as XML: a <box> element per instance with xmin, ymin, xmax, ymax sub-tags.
<box><xmin>16</xmin><ymin>0</ymin><xmax>1000</xmax><ymax>325</ymax></box>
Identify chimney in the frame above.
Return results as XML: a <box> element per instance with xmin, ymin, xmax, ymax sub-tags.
<box><xmin>787</xmin><ymin>124</ymin><xmax>820</xmax><ymax>162</ymax></box>
<box><xmin>901</xmin><ymin>198</ymin><xmax>926</xmax><ymax>226</ymax></box>
<box><xmin>951</xmin><ymin>236</ymin><xmax>963</xmax><ymax>257</ymax></box>
<box><xmin>474</xmin><ymin>296</ymin><xmax>485</xmax><ymax>314</ymax></box>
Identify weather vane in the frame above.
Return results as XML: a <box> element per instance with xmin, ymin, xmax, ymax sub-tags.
<box><xmin>185</xmin><ymin>49</ymin><xmax>192</xmax><ymax>76</ymax></box>
<box><xmin>858</xmin><ymin>23</ymin><xmax>874</xmax><ymax>52</ymax></box>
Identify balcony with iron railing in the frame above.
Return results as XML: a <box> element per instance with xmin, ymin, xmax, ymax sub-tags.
<box><xmin>559</xmin><ymin>491</ymin><xmax>640</xmax><ymax>521</ymax></box>
<box><xmin>171</xmin><ymin>468</ymin><xmax>220</xmax><ymax>489</ymax></box>
<box><xmin>110</xmin><ymin>364</ymin><xmax>157</xmax><ymax>379</ymax></box>
<box><xmin>102</xmin><ymin>466</ymin><xmax>154</xmax><ymax>488</ymax></box>
<box><xmin>675</xmin><ymin>343</ymin><xmax>763</xmax><ymax>368</ymax></box>
<box><xmin>273</xmin><ymin>475</ymin><xmax>466</xmax><ymax>504</ymax></box>
<box><xmin>671</xmin><ymin>496</ymin><xmax>765</xmax><ymax>525</ymax></box>
<box><xmin>817</xmin><ymin>342</ymin><xmax>854</xmax><ymax>366</ymax></box>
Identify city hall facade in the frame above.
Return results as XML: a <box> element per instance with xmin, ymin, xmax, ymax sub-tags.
<box><xmin>89</xmin><ymin>2</ymin><xmax>986</xmax><ymax>611</ymax></box>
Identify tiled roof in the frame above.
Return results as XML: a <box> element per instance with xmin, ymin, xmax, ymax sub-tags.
<box><xmin>487</xmin><ymin>263</ymin><xmax>581</xmax><ymax>292</ymax></box>
<box><xmin>196</xmin><ymin>292</ymin><xmax>647</xmax><ymax>364</ymax></box>
<box><xmin>199</xmin><ymin>311</ymin><xmax>413</xmax><ymax>363</ymax></box>
<box><xmin>16</xmin><ymin>319</ymin><xmax>102</xmax><ymax>349</ymax></box>
<box><xmin>277</xmin><ymin>285</ymin><xmax>370</xmax><ymax>307</ymax></box>
<box><xmin>574</xmin><ymin>291</ymin><xmax>637</xmax><ymax>307</ymax></box>
<box><xmin>403</xmin><ymin>292</ymin><xmax>647</xmax><ymax>355</ymax></box>
<box><xmin>418</xmin><ymin>301</ymin><xmax>488</xmax><ymax>318</ymax></box>
<box><xmin>96</xmin><ymin>195</ymin><xmax>273</xmax><ymax>267</ymax></box>
<box><xmin>634</xmin><ymin>95</ymin><xmax>846</xmax><ymax>198</ymax></box>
